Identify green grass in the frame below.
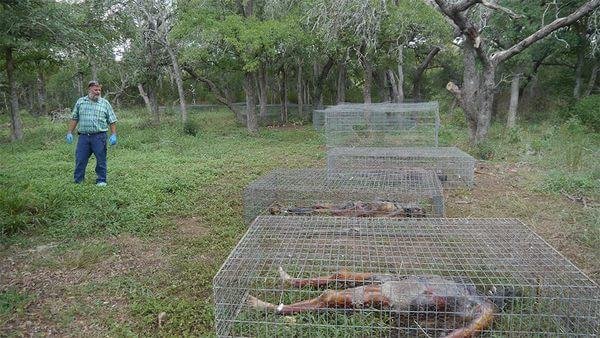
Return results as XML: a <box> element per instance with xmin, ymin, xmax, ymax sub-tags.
<box><xmin>0</xmin><ymin>108</ymin><xmax>598</xmax><ymax>336</ymax></box>
<box><xmin>0</xmin><ymin>290</ymin><xmax>33</xmax><ymax>327</ymax></box>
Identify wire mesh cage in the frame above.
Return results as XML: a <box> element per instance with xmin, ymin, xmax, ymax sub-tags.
<box><xmin>323</xmin><ymin>102</ymin><xmax>440</xmax><ymax>147</ymax></box>
<box><xmin>243</xmin><ymin>168</ymin><xmax>445</xmax><ymax>224</ymax></box>
<box><xmin>327</xmin><ymin>146</ymin><xmax>476</xmax><ymax>188</ymax></box>
<box><xmin>214</xmin><ymin>216</ymin><xmax>599</xmax><ymax>337</ymax></box>
<box><xmin>313</xmin><ymin>108</ymin><xmax>327</xmax><ymax>130</ymax></box>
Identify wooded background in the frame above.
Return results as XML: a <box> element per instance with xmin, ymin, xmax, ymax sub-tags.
<box><xmin>1</xmin><ymin>0</ymin><xmax>599</xmax><ymax>142</ymax></box>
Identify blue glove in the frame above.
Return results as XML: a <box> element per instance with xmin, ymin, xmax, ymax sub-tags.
<box><xmin>66</xmin><ymin>133</ymin><xmax>73</xmax><ymax>144</ymax></box>
<box><xmin>109</xmin><ymin>133</ymin><xmax>117</xmax><ymax>146</ymax></box>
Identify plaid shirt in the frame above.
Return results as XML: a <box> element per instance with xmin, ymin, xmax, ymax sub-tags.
<box><xmin>71</xmin><ymin>96</ymin><xmax>117</xmax><ymax>133</ymax></box>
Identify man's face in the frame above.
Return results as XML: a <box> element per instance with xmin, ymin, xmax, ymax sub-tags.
<box><xmin>88</xmin><ymin>85</ymin><xmax>102</xmax><ymax>101</ymax></box>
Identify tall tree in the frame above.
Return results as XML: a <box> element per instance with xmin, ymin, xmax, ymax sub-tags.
<box><xmin>432</xmin><ymin>0</ymin><xmax>600</xmax><ymax>143</ymax></box>
<box><xmin>0</xmin><ymin>1</ymin><xmax>77</xmax><ymax>140</ymax></box>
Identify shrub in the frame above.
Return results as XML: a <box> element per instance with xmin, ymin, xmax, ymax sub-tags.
<box><xmin>183</xmin><ymin>119</ymin><xmax>200</xmax><ymax>136</ymax></box>
<box><xmin>474</xmin><ymin>140</ymin><xmax>495</xmax><ymax>160</ymax></box>
<box><xmin>568</xmin><ymin>95</ymin><xmax>600</xmax><ymax>132</ymax></box>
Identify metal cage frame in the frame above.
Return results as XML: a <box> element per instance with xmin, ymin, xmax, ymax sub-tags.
<box><xmin>319</xmin><ymin>102</ymin><xmax>440</xmax><ymax>148</ymax></box>
<box><xmin>327</xmin><ymin>146</ymin><xmax>476</xmax><ymax>188</ymax></box>
<box><xmin>243</xmin><ymin>168</ymin><xmax>445</xmax><ymax>224</ymax></box>
<box><xmin>214</xmin><ymin>216</ymin><xmax>599</xmax><ymax>337</ymax></box>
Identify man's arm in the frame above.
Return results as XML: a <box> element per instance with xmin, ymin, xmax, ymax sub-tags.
<box><xmin>108</xmin><ymin>122</ymin><xmax>117</xmax><ymax>145</ymax></box>
<box><xmin>66</xmin><ymin>119</ymin><xmax>78</xmax><ymax>144</ymax></box>
<box><xmin>68</xmin><ymin>119</ymin><xmax>78</xmax><ymax>134</ymax></box>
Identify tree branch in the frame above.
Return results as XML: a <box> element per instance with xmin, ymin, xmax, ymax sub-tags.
<box><xmin>446</xmin><ymin>81</ymin><xmax>462</xmax><ymax>103</ymax></box>
<box><xmin>182</xmin><ymin>66</ymin><xmax>239</xmax><ymax>115</ymax></box>
<box><xmin>450</xmin><ymin>0</ymin><xmax>481</xmax><ymax>13</ymax></box>
<box><xmin>480</xmin><ymin>1</ymin><xmax>524</xmax><ymax>19</ymax></box>
<box><xmin>492</xmin><ymin>0</ymin><xmax>600</xmax><ymax>64</ymax></box>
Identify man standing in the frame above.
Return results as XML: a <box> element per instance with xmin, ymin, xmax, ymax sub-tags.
<box><xmin>66</xmin><ymin>80</ymin><xmax>118</xmax><ymax>186</ymax></box>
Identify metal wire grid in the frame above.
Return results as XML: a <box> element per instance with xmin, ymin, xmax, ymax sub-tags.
<box><xmin>327</xmin><ymin>146</ymin><xmax>476</xmax><ymax>188</ymax></box>
<box><xmin>243</xmin><ymin>168</ymin><xmax>445</xmax><ymax>224</ymax></box>
<box><xmin>313</xmin><ymin>108</ymin><xmax>327</xmax><ymax>130</ymax></box>
<box><xmin>321</xmin><ymin>102</ymin><xmax>440</xmax><ymax>147</ymax></box>
<box><xmin>213</xmin><ymin>217</ymin><xmax>599</xmax><ymax>337</ymax></box>
<box><xmin>313</xmin><ymin>102</ymin><xmax>440</xmax><ymax>131</ymax></box>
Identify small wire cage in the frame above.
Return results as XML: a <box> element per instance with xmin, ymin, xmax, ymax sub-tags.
<box><xmin>214</xmin><ymin>216</ymin><xmax>599</xmax><ymax>337</ymax></box>
<box><xmin>323</xmin><ymin>102</ymin><xmax>440</xmax><ymax>147</ymax></box>
<box><xmin>327</xmin><ymin>146</ymin><xmax>476</xmax><ymax>188</ymax></box>
<box><xmin>243</xmin><ymin>168</ymin><xmax>445</xmax><ymax>224</ymax></box>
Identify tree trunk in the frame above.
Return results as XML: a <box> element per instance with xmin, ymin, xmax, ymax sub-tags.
<box><xmin>5</xmin><ymin>47</ymin><xmax>23</xmax><ymax>141</ymax></box>
<box><xmin>585</xmin><ymin>63</ymin><xmax>599</xmax><ymax>96</ymax></box>
<box><xmin>137</xmin><ymin>83</ymin><xmax>153</xmax><ymax>114</ymax></box>
<box><xmin>91</xmin><ymin>61</ymin><xmax>98</xmax><ymax>81</ymax></box>
<box><xmin>312</xmin><ymin>58</ymin><xmax>334</xmax><ymax>109</ymax></box>
<box><xmin>573</xmin><ymin>44</ymin><xmax>585</xmax><ymax>99</ymax></box>
<box><xmin>475</xmin><ymin>66</ymin><xmax>496</xmax><ymax>142</ymax></box>
<box><xmin>28</xmin><ymin>84</ymin><xmax>35</xmax><ymax>112</ymax></box>
<box><xmin>507</xmin><ymin>72</ymin><xmax>520</xmax><ymax>129</ymax></box>
<box><xmin>280</xmin><ymin>66</ymin><xmax>288</xmax><ymax>123</ymax></box>
<box><xmin>396</xmin><ymin>45</ymin><xmax>404</xmax><ymax>102</ymax></box>
<box><xmin>359</xmin><ymin>53</ymin><xmax>373</xmax><ymax>103</ymax></box>
<box><xmin>336</xmin><ymin>61</ymin><xmax>346</xmax><ymax>103</ymax></box>
<box><xmin>76</xmin><ymin>71</ymin><xmax>84</xmax><ymax>97</ymax></box>
<box><xmin>386</xmin><ymin>69</ymin><xmax>399</xmax><ymax>103</ymax></box>
<box><xmin>148</xmin><ymin>83</ymin><xmax>160</xmax><ymax>124</ymax></box>
<box><xmin>297</xmin><ymin>63</ymin><xmax>303</xmax><ymax>118</ymax></box>
<box><xmin>412</xmin><ymin>46</ymin><xmax>441</xmax><ymax>101</ymax></box>
<box><xmin>461</xmin><ymin>45</ymin><xmax>480</xmax><ymax>143</ymax></box>
<box><xmin>258</xmin><ymin>64</ymin><xmax>268</xmax><ymax>118</ymax></box>
<box><xmin>243</xmin><ymin>71</ymin><xmax>258</xmax><ymax>133</ymax></box>
<box><xmin>379</xmin><ymin>71</ymin><xmax>390</xmax><ymax>103</ymax></box>
<box><xmin>36</xmin><ymin>67</ymin><xmax>47</xmax><ymax>116</ymax></box>
<box><xmin>166</xmin><ymin>44</ymin><xmax>188</xmax><ymax>125</ymax></box>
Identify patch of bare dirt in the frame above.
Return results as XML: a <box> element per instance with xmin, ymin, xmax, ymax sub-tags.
<box><xmin>172</xmin><ymin>216</ymin><xmax>211</xmax><ymax>238</ymax></box>
<box><xmin>0</xmin><ymin>233</ymin><xmax>171</xmax><ymax>336</ymax></box>
<box><xmin>0</xmin><ymin>213</ymin><xmax>216</xmax><ymax>336</ymax></box>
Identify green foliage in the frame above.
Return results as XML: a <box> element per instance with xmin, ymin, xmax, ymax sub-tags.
<box><xmin>474</xmin><ymin>140</ymin><xmax>496</xmax><ymax>160</ymax></box>
<box><xmin>507</xmin><ymin>127</ymin><xmax>522</xmax><ymax>144</ymax></box>
<box><xmin>568</xmin><ymin>95</ymin><xmax>600</xmax><ymax>132</ymax></box>
<box><xmin>0</xmin><ymin>289</ymin><xmax>32</xmax><ymax>322</ymax></box>
<box><xmin>0</xmin><ymin>110</ymin><xmax>323</xmax><ymax>240</ymax></box>
<box><xmin>183</xmin><ymin>119</ymin><xmax>200</xmax><ymax>136</ymax></box>
<box><xmin>542</xmin><ymin>170</ymin><xmax>598</xmax><ymax>194</ymax></box>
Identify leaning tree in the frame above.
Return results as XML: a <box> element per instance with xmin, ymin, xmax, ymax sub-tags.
<box><xmin>429</xmin><ymin>0</ymin><xmax>600</xmax><ymax>143</ymax></box>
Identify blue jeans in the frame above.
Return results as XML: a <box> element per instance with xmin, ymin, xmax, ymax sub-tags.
<box><xmin>74</xmin><ymin>132</ymin><xmax>107</xmax><ymax>184</ymax></box>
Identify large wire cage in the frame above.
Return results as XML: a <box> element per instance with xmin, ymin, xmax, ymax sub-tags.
<box><xmin>327</xmin><ymin>146</ymin><xmax>476</xmax><ymax>188</ymax></box>
<box><xmin>323</xmin><ymin>102</ymin><xmax>440</xmax><ymax>147</ymax></box>
<box><xmin>243</xmin><ymin>168</ymin><xmax>445</xmax><ymax>224</ymax></box>
<box><xmin>214</xmin><ymin>216</ymin><xmax>599</xmax><ymax>337</ymax></box>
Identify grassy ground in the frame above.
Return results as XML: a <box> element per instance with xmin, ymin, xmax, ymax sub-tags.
<box><xmin>0</xmin><ymin>108</ymin><xmax>598</xmax><ymax>336</ymax></box>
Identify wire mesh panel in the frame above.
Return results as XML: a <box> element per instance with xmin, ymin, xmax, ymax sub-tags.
<box><xmin>243</xmin><ymin>168</ymin><xmax>444</xmax><ymax>224</ymax></box>
<box><xmin>214</xmin><ymin>217</ymin><xmax>599</xmax><ymax>337</ymax></box>
<box><xmin>323</xmin><ymin>102</ymin><xmax>440</xmax><ymax>147</ymax></box>
<box><xmin>327</xmin><ymin>147</ymin><xmax>476</xmax><ymax>188</ymax></box>
<box><xmin>313</xmin><ymin>108</ymin><xmax>327</xmax><ymax>130</ymax></box>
